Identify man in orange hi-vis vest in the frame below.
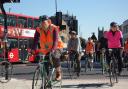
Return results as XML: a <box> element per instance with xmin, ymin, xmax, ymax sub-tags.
<box><xmin>32</xmin><ymin>15</ymin><xmax>62</xmax><ymax>81</ymax></box>
<box><xmin>85</xmin><ymin>37</ymin><xmax>95</xmax><ymax>70</ymax></box>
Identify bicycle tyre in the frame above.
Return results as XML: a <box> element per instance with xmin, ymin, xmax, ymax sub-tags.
<box><xmin>67</xmin><ymin>59</ymin><xmax>77</xmax><ymax>79</ymax></box>
<box><xmin>84</xmin><ymin>57</ymin><xmax>88</xmax><ymax>72</ymax></box>
<box><xmin>114</xmin><ymin>59</ymin><xmax>118</xmax><ymax>83</ymax></box>
<box><xmin>109</xmin><ymin>60</ymin><xmax>115</xmax><ymax>86</ymax></box>
<box><xmin>32</xmin><ymin>66</ymin><xmax>48</xmax><ymax>89</ymax></box>
<box><xmin>0</xmin><ymin>61</ymin><xmax>13</xmax><ymax>83</ymax></box>
<box><xmin>32</xmin><ymin>66</ymin><xmax>42</xmax><ymax>89</ymax></box>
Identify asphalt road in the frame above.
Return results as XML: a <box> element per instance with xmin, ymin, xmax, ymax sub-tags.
<box><xmin>0</xmin><ymin>61</ymin><xmax>128</xmax><ymax>89</ymax></box>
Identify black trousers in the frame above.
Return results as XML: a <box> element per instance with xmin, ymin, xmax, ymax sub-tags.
<box><xmin>106</xmin><ymin>48</ymin><xmax>123</xmax><ymax>73</ymax></box>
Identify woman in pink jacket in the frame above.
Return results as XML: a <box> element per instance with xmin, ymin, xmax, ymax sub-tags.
<box><xmin>105</xmin><ymin>22</ymin><xmax>123</xmax><ymax>76</ymax></box>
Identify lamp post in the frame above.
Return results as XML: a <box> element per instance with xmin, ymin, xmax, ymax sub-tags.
<box><xmin>0</xmin><ymin>0</ymin><xmax>8</xmax><ymax>80</ymax></box>
<box><xmin>55</xmin><ymin>0</ymin><xmax>57</xmax><ymax>12</ymax></box>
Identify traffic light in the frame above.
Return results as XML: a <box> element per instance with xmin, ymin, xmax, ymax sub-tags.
<box><xmin>72</xmin><ymin>20</ymin><xmax>78</xmax><ymax>34</ymax></box>
<box><xmin>56</xmin><ymin>12</ymin><xmax>62</xmax><ymax>26</ymax></box>
<box><xmin>1</xmin><ymin>0</ymin><xmax>20</xmax><ymax>3</ymax></box>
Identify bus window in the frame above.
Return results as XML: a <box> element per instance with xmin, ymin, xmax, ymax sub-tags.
<box><xmin>8</xmin><ymin>39</ymin><xmax>18</xmax><ymax>49</ymax></box>
<box><xmin>33</xmin><ymin>19</ymin><xmax>39</xmax><ymax>28</ymax></box>
<box><xmin>28</xmin><ymin>18</ymin><xmax>33</xmax><ymax>28</ymax></box>
<box><xmin>17</xmin><ymin>17</ymin><xmax>27</xmax><ymax>28</ymax></box>
<box><xmin>7</xmin><ymin>15</ymin><xmax>17</xmax><ymax>27</ymax></box>
<box><xmin>0</xmin><ymin>14</ymin><xmax>4</xmax><ymax>25</ymax></box>
<box><xmin>28</xmin><ymin>39</ymin><xmax>34</xmax><ymax>48</ymax></box>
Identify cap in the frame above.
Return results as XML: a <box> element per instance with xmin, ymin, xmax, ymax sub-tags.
<box><xmin>110</xmin><ymin>22</ymin><xmax>118</xmax><ymax>27</ymax></box>
<box><xmin>39</xmin><ymin>15</ymin><xmax>49</xmax><ymax>22</ymax></box>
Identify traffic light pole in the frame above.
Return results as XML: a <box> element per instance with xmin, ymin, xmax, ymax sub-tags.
<box><xmin>0</xmin><ymin>1</ymin><xmax>9</xmax><ymax>80</ymax></box>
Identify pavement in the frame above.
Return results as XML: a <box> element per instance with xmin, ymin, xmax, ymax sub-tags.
<box><xmin>0</xmin><ymin>62</ymin><xmax>128</xmax><ymax>89</ymax></box>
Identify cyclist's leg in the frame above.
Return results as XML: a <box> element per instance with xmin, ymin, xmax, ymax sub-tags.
<box><xmin>116</xmin><ymin>49</ymin><xmax>123</xmax><ymax>75</ymax></box>
<box><xmin>76</xmin><ymin>52</ymin><xmax>81</xmax><ymax>75</ymax></box>
<box><xmin>51</xmin><ymin>49</ymin><xmax>62</xmax><ymax>81</ymax></box>
<box><xmin>44</xmin><ymin>54</ymin><xmax>50</xmax><ymax>75</ymax></box>
<box><xmin>89</xmin><ymin>53</ymin><xmax>94</xmax><ymax>70</ymax></box>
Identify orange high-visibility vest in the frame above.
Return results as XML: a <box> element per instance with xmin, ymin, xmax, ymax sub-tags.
<box><xmin>57</xmin><ymin>39</ymin><xmax>64</xmax><ymax>49</ymax></box>
<box><xmin>36</xmin><ymin>25</ymin><xmax>57</xmax><ymax>54</ymax></box>
<box><xmin>85</xmin><ymin>42</ymin><xmax>94</xmax><ymax>52</ymax></box>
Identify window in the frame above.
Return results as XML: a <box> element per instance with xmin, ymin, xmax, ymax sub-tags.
<box><xmin>0</xmin><ymin>14</ymin><xmax>4</xmax><ymax>25</ymax></box>
<box><xmin>8</xmin><ymin>39</ymin><xmax>18</xmax><ymax>48</ymax></box>
<box><xmin>28</xmin><ymin>18</ymin><xmax>33</xmax><ymax>28</ymax></box>
<box><xmin>17</xmin><ymin>17</ymin><xmax>27</xmax><ymax>28</ymax></box>
<box><xmin>33</xmin><ymin>19</ymin><xmax>39</xmax><ymax>28</ymax></box>
<box><xmin>7</xmin><ymin>15</ymin><xmax>17</xmax><ymax>27</ymax></box>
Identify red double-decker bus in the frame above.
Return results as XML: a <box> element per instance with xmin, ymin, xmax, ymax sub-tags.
<box><xmin>0</xmin><ymin>12</ymin><xmax>39</xmax><ymax>63</ymax></box>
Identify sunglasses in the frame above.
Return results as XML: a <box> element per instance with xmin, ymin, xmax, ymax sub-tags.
<box><xmin>112</xmin><ymin>25</ymin><xmax>118</xmax><ymax>28</ymax></box>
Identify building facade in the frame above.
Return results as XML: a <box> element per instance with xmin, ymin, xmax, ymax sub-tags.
<box><xmin>121</xmin><ymin>19</ymin><xmax>128</xmax><ymax>41</ymax></box>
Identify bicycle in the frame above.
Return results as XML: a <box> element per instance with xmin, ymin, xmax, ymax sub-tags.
<box><xmin>32</xmin><ymin>53</ymin><xmax>62</xmax><ymax>89</ymax></box>
<box><xmin>100</xmin><ymin>48</ymin><xmax>108</xmax><ymax>74</ymax></box>
<box><xmin>108</xmin><ymin>49</ymin><xmax>119</xmax><ymax>86</ymax></box>
<box><xmin>84</xmin><ymin>53</ymin><xmax>94</xmax><ymax>72</ymax></box>
<box><xmin>67</xmin><ymin>51</ymin><xmax>80</xmax><ymax>78</ymax></box>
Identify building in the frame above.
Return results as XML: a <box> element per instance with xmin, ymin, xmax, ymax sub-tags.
<box><xmin>121</xmin><ymin>19</ymin><xmax>128</xmax><ymax>41</ymax></box>
<box><xmin>98</xmin><ymin>27</ymin><xmax>104</xmax><ymax>40</ymax></box>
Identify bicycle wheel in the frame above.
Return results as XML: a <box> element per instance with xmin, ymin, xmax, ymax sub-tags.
<box><xmin>109</xmin><ymin>60</ymin><xmax>115</xmax><ymax>86</ymax></box>
<box><xmin>67</xmin><ymin>59</ymin><xmax>77</xmax><ymax>79</ymax></box>
<box><xmin>32</xmin><ymin>65</ymin><xmax>48</xmax><ymax>89</ymax></box>
<box><xmin>0</xmin><ymin>61</ymin><xmax>13</xmax><ymax>83</ymax></box>
<box><xmin>32</xmin><ymin>66</ymin><xmax>42</xmax><ymax>89</ymax></box>
<box><xmin>85</xmin><ymin>57</ymin><xmax>88</xmax><ymax>72</ymax></box>
<box><xmin>114</xmin><ymin>60</ymin><xmax>118</xmax><ymax>83</ymax></box>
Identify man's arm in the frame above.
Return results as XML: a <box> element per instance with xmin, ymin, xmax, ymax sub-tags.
<box><xmin>52</xmin><ymin>28</ymin><xmax>58</xmax><ymax>51</ymax></box>
<box><xmin>32</xmin><ymin>30</ymin><xmax>40</xmax><ymax>50</ymax></box>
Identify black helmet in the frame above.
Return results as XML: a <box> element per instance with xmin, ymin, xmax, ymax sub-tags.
<box><xmin>39</xmin><ymin>15</ymin><xmax>49</xmax><ymax>22</ymax></box>
<box><xmin>110</xmin><ymin>22</ymin><xmax>118</xmax><ymax>27</ymax></box>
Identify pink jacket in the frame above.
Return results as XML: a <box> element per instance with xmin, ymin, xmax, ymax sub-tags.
<box><xmin>106</xmin><ymin>30</ymin><xmax>123</xmax><ymax>48</ymax></box>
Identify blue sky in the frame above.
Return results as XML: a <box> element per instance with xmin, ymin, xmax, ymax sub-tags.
<box><xmin>4</xmin><ymin>0</ymin><xmax>128</xmax><ymax>39</ymax></box>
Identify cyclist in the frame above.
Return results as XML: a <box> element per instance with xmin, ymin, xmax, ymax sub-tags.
<box><xmin>67</xmin><ymin>31</ymin><xmax>82</xmax><ymax>76</ymax></box>
<box><xmin>85</xmin><ymin>37</ymin><xmax>95</xmax><ymax>70</ymax></box>
<box><xmin>97</xmin><ymin>31</ymin><xmax>108</xmax><ymax>52</ymax></box>
<box><xmin>105</xmin><ymin>22</ymin><xmax>124</xmax><ymax>76</ymax></box>
<box><xmin>97</xmin><ymin>31</ymin><xmax>108</xmax><ymax>73</ymax></box>
<box><xmin>32</xmin><ymin>15</ymin><xmax>62</xmax><ymax>81</ymax></box>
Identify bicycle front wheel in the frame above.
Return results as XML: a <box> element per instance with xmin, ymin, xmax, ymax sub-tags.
<box><xmin>109</xmin><ymin>60</ymin><xmax>115</xmax><ymax>86</ymax></box>
<box><xmin>0</xmin><ymin>61</ymin><xmax>13</xmax><ymax>83</ymax></box>
<box><xmin>67</xmin><ymin>60</ymin><xmax>77</xmax><ymax>79</ymax></box>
